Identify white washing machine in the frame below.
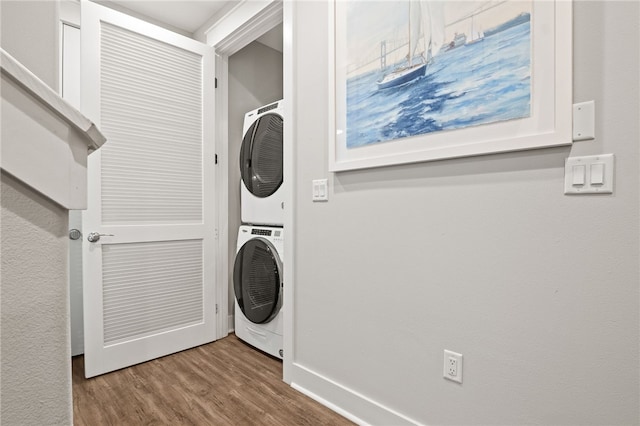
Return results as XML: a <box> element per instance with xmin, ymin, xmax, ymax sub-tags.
<box><xmin>240</xmin><ymin>100</ymin><xmax>284</xmax><ymax>226</ymax></box>
<box><xmin>233</xmin><ymin>225</ymin><xmax>283</xmax><ymax>359</ymax></box>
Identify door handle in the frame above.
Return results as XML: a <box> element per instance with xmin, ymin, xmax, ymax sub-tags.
<box><xmin>87</xmin><ymin>232</ymin><xmax>114</xmax><ymax>243</ymax></box>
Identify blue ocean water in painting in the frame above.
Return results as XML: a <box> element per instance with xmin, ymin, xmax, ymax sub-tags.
<box><xmin>346</xmin><ymin>20</ymin><xmax>531</xmax><ymax>148</ymax></box>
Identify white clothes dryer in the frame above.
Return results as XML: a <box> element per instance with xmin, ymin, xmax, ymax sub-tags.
<box><xmin>233</xmin><ymin>225</ymin><xmax>283</xmax><ymax>359</ymax></box>
<box><xmin>240</xmin><ymin>100</ymin><xmax>284</xmax><ymax>226</ymax></box>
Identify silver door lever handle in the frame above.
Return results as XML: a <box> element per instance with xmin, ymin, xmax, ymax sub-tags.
<box><xmin>87</xmin><ymin>232</ymin><xmax>114</xmax><ymax>243</ymax></box>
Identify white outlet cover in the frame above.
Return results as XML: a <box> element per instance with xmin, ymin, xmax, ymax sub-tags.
<box><xmin>573</xmin><ymin>101</ymin><xmax>595</xmax><ymax>141</ymax></box>
<box><xmin>443</xmin><ymin>350</ymin><xmax>463</xmax><ymax>384</ymax></box>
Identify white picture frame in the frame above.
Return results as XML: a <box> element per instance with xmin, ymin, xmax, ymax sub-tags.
<box><xmin>329</xmin><ymin>0</ymin><xmax>573</xmax><ymax>172</ymax></box>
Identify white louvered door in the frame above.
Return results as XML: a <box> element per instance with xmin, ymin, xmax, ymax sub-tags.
<box><xmin>81</xmin><ymin>1</ymin><xmax>216</xmax><ymax>378</ymax></box>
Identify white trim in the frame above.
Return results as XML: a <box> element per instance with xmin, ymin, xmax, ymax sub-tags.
<box><xmin>59</xmin><ymin>0</ymin><xmax>80</xmax><ymax>27</ymax></box>
<box><xmin>327</xmin><ymin>0</ymin><xmax>337</xmax><ymax>173</ymax></box>
<box><xmin>58</xmin><ymin>1</ymin><xmax>80</xmax><ymax>98</ymax></box>
<box><xmin>291</xmin><ymin>363</ymin><xmax>422</xmax><ymax>426</ymax></box>
<box><xmin>282</xmin><ymin>0</ymin><xmax>295</xmax><ymax>386</ymax></box>
<box><xmin>1</xmin><ymin>49</ymin><xmax>104</xmax><ymax>150</ymax></box>
<box><xmin>194</xmin><ymin>1</ymin><xmax>249</xmax><ymax>43</ymax></box>
<box><xmin>206</xmin><ymin>0</ymin><xmax>282</xmax><ymax>56</ymax></box>
<box><xmin>200</xmin><ymin>1</ymin><xmax>247</xmax><ymax>39</ymax></box>
<box><xmin>292</xmin><ymin>384</ymin><xmax>368</xmax><ymax>426</ymax></box>
<box><xmin>215</xmin><ymin>53</ymin><xmax>230</xmax><ymax>340</ymax></box>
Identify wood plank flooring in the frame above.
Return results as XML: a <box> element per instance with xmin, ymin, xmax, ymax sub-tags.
<box><xmin>72</xmin><ymin>334</ymin><xmax>353</xmax><ymax>426</ymax></box>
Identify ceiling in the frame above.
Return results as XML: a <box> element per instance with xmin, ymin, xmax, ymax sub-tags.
<box><xmin>101</xmin><ymin>1</ymin><xmax>282</xmax><ymax>52</ymax></box>
<box><xmin>106</xmin><ymin>1</ymin><xmax>239</xmax><ymax>34</ymax></box>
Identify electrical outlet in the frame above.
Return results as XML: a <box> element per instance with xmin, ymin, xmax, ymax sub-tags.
<box><xmin>447</xmin><ymin>356</ymin><xmax>458</xmax><ymax>376</ymax></box>
<box><xmin>443</xmin><ymin>350</ymin><xmax>463</xmax><ymax>383</ymax></box>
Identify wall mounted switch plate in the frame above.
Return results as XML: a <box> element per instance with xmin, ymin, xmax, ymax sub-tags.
<box><xmin>573</xmin><ymin>101</ymin><xmax>595</xmax><ymax>141</ymax></box>
<box><xmin>564</xmin><ymin>154</ymin><xmax>614</xmax><ymax>194</ymax></box>
<box><xmin>312</xmin><ymin>179</ymin><xmax>328</xmax><ymax>202</ymax></box>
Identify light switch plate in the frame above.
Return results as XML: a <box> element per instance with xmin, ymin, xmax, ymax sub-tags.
<box><xmin>564</xmin><ymin>154</ymin><xmax>614</xmax><ymax>194</ymax></box>
<box><xmin>573</xmin><ymin>101</ymin><xmax>595</xmax><ymax>141</ymax></box>
<box><xmin>312</xmin><ymin>179</ymin><xmax>328</xmax><ymax>202</ymax></box>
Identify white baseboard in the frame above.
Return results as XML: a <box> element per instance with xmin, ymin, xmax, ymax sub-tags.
<box><xmin>290</xmin><ymin>363</ymin><xmax>421</xmax><ymax>426</ymax></box>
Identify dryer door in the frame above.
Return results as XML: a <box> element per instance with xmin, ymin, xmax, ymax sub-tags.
<box><xmin>233</xmin><ymin>238</ymin><xmax>283</xmax><ymax>324</ymax></box>
<box><xmin>239</xmin><ymin>113</ymin><xmax>283</xmax><ymax>198</ymax></box>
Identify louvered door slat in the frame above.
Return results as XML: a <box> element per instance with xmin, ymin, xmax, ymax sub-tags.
<box><xmin>100</xmin><ymin>23</ymin><xmax>203</xmax><ymax>225</ymax></box>
<box><xmin>102</xmin><ymin>240</ymin><xmax>203</xmax><ymax>345</ymax></box>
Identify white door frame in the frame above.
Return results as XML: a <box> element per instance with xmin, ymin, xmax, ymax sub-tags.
<box><xmin>59</xmin><ymin>0</ymin><xmax>83</xmax><ymax>357</ymax></box>
<box><xmin>206</xmin><ymin>0</ymin><xmax>294</xmax><ymax>383</ymax></box>
<box><xmin>282</xmin><ymin>1</ymin><xmax>295</xmax><ymax>385</ymax></box>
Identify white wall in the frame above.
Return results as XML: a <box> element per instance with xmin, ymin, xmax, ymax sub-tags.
<box><xmin>1</xmin><ymin>173</ymin><xmax>73</xmax><ymax>425</ymax></box>
<box><xmin>289</xmin><ymin>1</ymin><xmax>639</xmax><ymax>425</ymax></box>
<box><xmin>0</xmin><ymin>0</ymin><xmax>59</xmax><ymax>91</ymax></box>
<box><xmin>228</xmin><ymin>41</ymin><xmax>283</xmax><ymax>316</ymax></box>
<box><xmin>0</xmin><ymin>2</ymin><xmax>73</xmax><ymax>423</ymax></box>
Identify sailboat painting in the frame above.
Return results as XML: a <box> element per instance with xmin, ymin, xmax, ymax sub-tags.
<box><xmin>344</xmin><ymin>0</ymin><xmax>533</xmax><ymax>149</ymax></box>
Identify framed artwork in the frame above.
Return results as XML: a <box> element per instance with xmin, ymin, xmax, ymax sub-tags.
<box><xmin>329</xmin><ymin>0</ymin><xmax>573</xmax><ymax>172</ymax></box>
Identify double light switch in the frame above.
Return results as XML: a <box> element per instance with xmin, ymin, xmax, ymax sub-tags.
<box><xmin>312</xmin><ymin>179</ymin><xmax>328</xmax><ymax>201</ymax></box>
<box><xmin>564</xmin><ymin>154</ymin><xmax>614</xmax><ymax>194</ymax></box>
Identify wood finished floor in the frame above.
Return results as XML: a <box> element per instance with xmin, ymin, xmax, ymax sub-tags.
<box><xmin>72</xmin><ymin>334</ymin><xmax>353</xmax><ymax>426</ymax></box>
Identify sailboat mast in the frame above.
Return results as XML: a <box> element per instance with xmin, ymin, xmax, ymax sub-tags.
<box><xmin>408</xmin><ymin>2</ymin><xmax>411</xmax><ymax>64</ymax></box>
<box><xmin>471</xmin><ymin>14</ymin><xmax>475</xmax><ymax>38</ymax></box>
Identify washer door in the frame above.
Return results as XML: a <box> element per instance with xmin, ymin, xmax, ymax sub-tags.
<box><xmin>233</xmin><ymin>238</ymin><xmax>282</xmax><ymax>324</ymax></box>
<box><xmin>239</xmin><ymin>113</ymin><xmax>283</xmax><ymax>198</ymax></box>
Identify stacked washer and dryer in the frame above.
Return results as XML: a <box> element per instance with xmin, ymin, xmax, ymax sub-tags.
<box><xmin>233</xmin><ymin>100</ymin><xmax>285</xmax><ymax>359</ymax></box>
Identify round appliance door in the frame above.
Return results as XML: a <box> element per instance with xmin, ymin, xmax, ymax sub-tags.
<box><xmin>240</xmin><ymin>113</ymin><xmax>283</xmax><ymax>198</ymax></box>
<box><xmin>233</xmin><ymin>238</ymin><xmax>282</xmax><ymax>324</ymax></box>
